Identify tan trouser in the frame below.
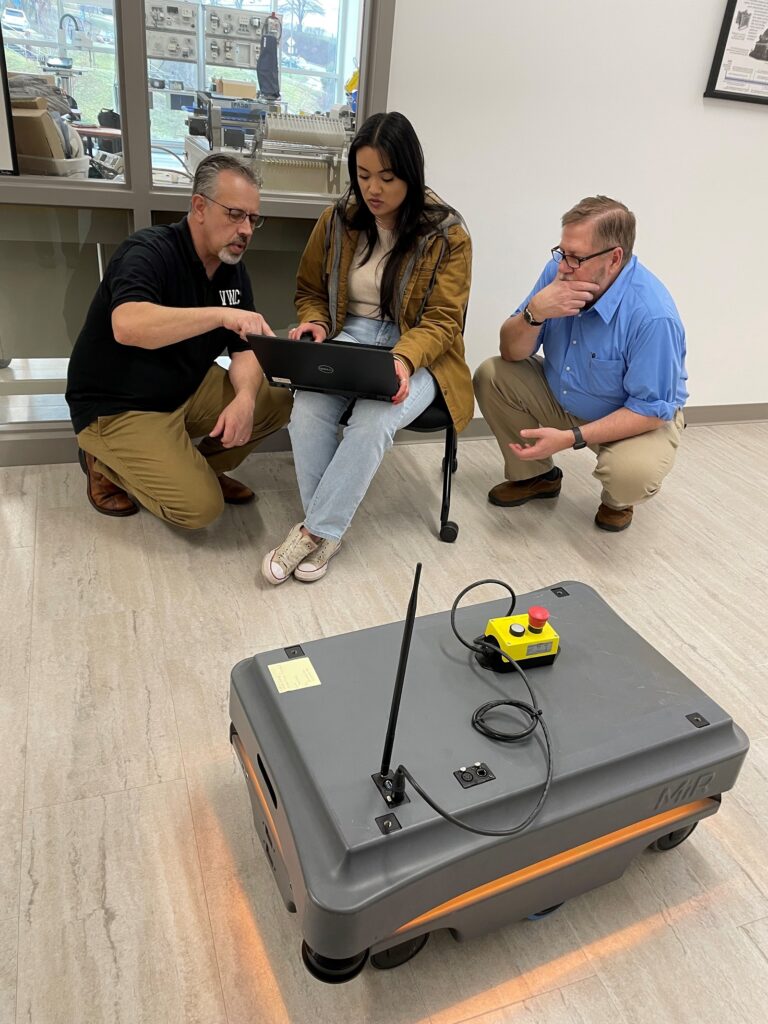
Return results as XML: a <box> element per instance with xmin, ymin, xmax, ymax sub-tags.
<box><xmin>77</xmin><ymin>365</ymin><xmax>292</xmax><ymax>529</ymax></box>
<box><xmin>473</xmin><ymin>356</ymin><xmax>684</xmax><ymax>510</ymax></box>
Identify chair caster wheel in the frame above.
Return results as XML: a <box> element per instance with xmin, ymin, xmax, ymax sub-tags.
<box><xmin>442</xmin><ymin>457</ymin><xmax>458</xmax><ymax>474</ymax></box>
<box><xmin>370</xmin><ymin>933</ymin><xmax>429</xmax><ymax>970</ymax></box>
<box><xmin>527</xmin><ymin>902</ymin><xmax>564</xmax><ymax>920</ymax></box>
<box><xmin>439</xmin><ymin>521</ymin><xmax>458</xmax><ymax>543</ymax></box>
<box><xmin>648</xmin><ymin>821</ymin><xmax>698</xmax><ymax>851</ymax></box>
<box><xmin>301</xmin><ymin>941</ymin><xmax>368</xmax><ymax>984</ymax></box>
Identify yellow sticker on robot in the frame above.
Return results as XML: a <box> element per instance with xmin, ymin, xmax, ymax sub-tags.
<box><xmin>268</xmin><ymin>657</ymin><xmax>322</xmax><ymax>693</ymax></box>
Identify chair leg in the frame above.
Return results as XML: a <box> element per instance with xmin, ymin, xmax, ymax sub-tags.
<box><xmin>439</xmin><ymin>427</ymin><xmax>458</xmax><ymax>542</ymax></box>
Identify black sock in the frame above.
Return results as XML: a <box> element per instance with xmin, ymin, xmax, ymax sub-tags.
<box><xmin>538</xmin><ymin>467</ymin><xmax>560</xmax><ymax>482</ymax></box>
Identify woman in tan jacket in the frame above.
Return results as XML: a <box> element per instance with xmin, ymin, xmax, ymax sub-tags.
<box><xmin>262</xmin><ymin>111</ymin><xmax>473</xmax><ymax>584</ymax></box>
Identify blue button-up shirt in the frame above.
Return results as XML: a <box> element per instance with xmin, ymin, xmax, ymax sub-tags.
<box><xmin>515</xmin><ymin>256</ymin><xmax>688</xmax><ymax>422</ymax></box>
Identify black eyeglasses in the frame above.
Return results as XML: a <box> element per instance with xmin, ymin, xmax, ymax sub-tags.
<box><xmin>201</xmin><ymin>193</ymin><xmax>265</xmax><ymax>230</ymax></box>
<box><xmin>551</xmin><ymin>245</ymin><xmax>616</xmax><ymax>270</ymax></box>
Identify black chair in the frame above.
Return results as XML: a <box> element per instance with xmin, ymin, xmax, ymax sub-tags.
<box><xmin>403</xmin><ymin>389</ymin><xmax>459</xmax><ymax>543</ymax></box>
<box><xmin>338</xmin><ymin>388</ymin><xmax>459</xmax><ymax>543</ymax></box>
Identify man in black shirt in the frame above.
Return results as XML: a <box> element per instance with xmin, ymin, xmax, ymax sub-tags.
<box><xmin>66</xmin><ymin>152</ymin><xmax>291</xmax><ymax>528</ymax></box>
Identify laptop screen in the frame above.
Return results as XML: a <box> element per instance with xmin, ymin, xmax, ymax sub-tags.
<box><xmin>247</xmin><ymin>334</ymin><xmax>399</xmax><ymax>402</ymax></box>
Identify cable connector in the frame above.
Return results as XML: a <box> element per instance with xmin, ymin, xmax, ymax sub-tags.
<box><xmin>391</xmin><ymin>765</ymin><xmax>407</xmax><ymax>805</ymax></box>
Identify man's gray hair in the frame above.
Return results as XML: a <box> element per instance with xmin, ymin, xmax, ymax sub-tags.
<box><xmin>562</xmin><ymin>195</ymin><xmax>636</xmax><ymax>268</ymax></box>
<box><xmin>191</xmin><ymin>153</ymin><xmax>262</xmax><ymax>204</ymax></box>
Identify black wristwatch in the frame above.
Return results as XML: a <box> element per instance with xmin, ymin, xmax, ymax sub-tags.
<box><xmin>571</xmin><ymin>426</ymin><xmax>587</xmax><ymax>450</ymax></box>
<box><xmin>522</xmin><ymin>304</ymin><xmax>545</xmax><ymax>327</ymax></box>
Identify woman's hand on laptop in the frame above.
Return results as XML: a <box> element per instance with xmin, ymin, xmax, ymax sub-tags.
<box><xmin>392</xmin><ymin>356</ymin><xmax>411</xmax><ymax>405</ymax></box>
<box><xmin>221</xmin><ymin>309</ymin><xmax>275</xmax><ymax>342</ymax></box>
<box><xmin>289</xmin><ymin>321</ymin><xmax>327</xmax><ymax>343</ymax></box>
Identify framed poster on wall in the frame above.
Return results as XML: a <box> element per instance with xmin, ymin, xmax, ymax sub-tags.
<box><xmin>705</xmin><ymin>0</ymin><xmax>768</xmax><ymax>105</ymax></box>
<box><xmin>0</xmin><ymin>24</ymin><xmax>19</xmax><ymax>174</ymax></box>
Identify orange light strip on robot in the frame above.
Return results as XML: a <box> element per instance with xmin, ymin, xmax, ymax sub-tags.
<box><xmin>394</xmin><ymin>797</ymin><xmax>715</xmax><ymax>935</ymax></box>
<box><xmin>233</xmin><ymin>734</ymin><xmax>285</xmax><ymax>858</ymax></box>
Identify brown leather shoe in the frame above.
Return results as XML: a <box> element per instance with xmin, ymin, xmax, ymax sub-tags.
<box><xmin>488</xmin><ymin>468</ymin><xmax>563</xmax><ymax>507</ymax></box>
<box><xmin>595</xmin><ymin>503</ymin><xmax>633</xmax><ymax>532</ymax></box>
<box><xmin>218</xmin><ymin>474</ymin><xmax>255</xmax><ymax>505</ymax></box>
<box><xmin>78</xmin><ymin>449</ymin><xmax>139</xmax><ymax>517</ymax></box>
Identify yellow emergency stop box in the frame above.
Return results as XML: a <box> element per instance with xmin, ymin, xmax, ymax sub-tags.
<box><xmin>483</xmin><ymin>613</ymin><xmax>560</xmax><ymax>667</ymax></box>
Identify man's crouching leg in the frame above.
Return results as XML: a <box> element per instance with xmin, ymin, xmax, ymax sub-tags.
<box><xmin>78</xmin><ymin>409</ymin><xmax>228</xmax><ymax>530</ymax></box>
<box><xmin>592</xmin><ymin>410</ymin><xmax>684</xmax><ymax>531</ymax></box>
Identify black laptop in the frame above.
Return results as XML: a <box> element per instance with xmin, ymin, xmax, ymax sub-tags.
<box><xmin>246</xmin><ymin>334</ymin><xmax>399</xmax><ymax>401</ymax></box>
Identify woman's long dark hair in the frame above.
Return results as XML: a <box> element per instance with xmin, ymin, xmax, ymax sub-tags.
<box><xmin>341</xmin><ymin>111</ymin><xmax>453</xmax><ymax>321</ymax></box>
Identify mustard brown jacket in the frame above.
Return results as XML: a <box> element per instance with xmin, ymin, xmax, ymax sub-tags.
<box><xmin>294</xmin><ymin>196</ymin><xmax>474</xmax><ymax>432</ymax></box>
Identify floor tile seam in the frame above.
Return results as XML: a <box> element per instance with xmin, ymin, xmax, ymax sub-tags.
<box><xmin>445</xmin><ymin>968</ymin><xmax>603</xmax><ymax>1024</ymax></box>
<box><xmin>738</xmin><ymin>913</ymin><xmax>768</xmax><ymax>931</ymax></box>
<box><xmin>14</xmin><ymin>470</ymin><xmax>40</xmax><ymax>1019</ymax></box>
<box><xmin>23</xmin><ymin>773</ymin><xmax>189</xmax><ymax>815</ymax></box>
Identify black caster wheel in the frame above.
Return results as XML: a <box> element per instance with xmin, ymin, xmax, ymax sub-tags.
<box><xmin>370</xmin><ymin>933</ymin><xmax>429</xmax><ymax>970</ymax></box>
<box><xmin>442</xmin><ymin>457</ymin><xmax>459</xmax><ymax>474</ymax></box>
<box><xmin>439</xmin><ymin>521</ymin><xmax>459</xmax><ymax>543</ymax></box>
<box><xmin>301</xmin><ymin>941</ymin><xmax>368</xmax><ymax>984</ymax></box>
<box><xmin>648</xmin><ymin>821</ymin><xmax>698</xmax><ymax>852</ymax></box>
<box><xmin>527</xmin><ymin>902</ymin><xmax>564</xmax><ymax>921</ymax></box>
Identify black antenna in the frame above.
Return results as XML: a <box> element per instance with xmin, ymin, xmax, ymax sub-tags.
<box><xmin>372</xmin><ymin>563</ymin><xmax>421</xmax><ymax>804</ymax></box>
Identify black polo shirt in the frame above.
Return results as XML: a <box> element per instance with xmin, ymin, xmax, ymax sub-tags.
<box><xmin>66</xmin><ymin>217</ymin><xmax>254</xmax><ymax>434</ymax></box>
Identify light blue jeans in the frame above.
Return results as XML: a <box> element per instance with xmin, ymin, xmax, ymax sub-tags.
<box><xmin>288</xmin><ymin>315</ymin><xmax>437</xmax><ymax>540</ymax></box>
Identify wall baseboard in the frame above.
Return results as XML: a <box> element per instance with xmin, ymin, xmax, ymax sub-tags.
<box><xmin>1</xmin><ymin>405</ymin><xmax>766</xmax><ymax>467</ymax></box>
<box><xmin>681</xmin><ymin>403</ymin><xmax>768</xmax><ymax>426</ymax></box>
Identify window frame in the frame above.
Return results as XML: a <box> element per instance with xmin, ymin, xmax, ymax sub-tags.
<box><xmin>0</xmin><ymin>0</ymin><xmax>395</xmax><ymax>226</ymax></box>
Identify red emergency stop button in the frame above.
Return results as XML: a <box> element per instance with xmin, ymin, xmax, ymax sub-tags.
<box><xmin>527</xmin><ymin>606</ymin><xmax>549</xmax><ymax>633</ymax></box>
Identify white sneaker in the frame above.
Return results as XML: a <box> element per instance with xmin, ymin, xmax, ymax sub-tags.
<box><xmin>261</xmin><ymin>524</ymin><xmax>318</xmax><ymax>585</ymax></box>
<box><xmin>294</xmin><ymin>538</ymin><xmax>341</xmax><ymax>582</ymax></box>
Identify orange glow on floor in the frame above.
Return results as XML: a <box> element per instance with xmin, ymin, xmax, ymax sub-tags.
<box><xmin>411</xmin><ymin>899</ymin><xmax>706</xmax><ymax>1024</ymax></box>
<box><xmin>200</xmin><ymin>746</ymin><xmax>293</xmax><ymax>1023</ymax></box>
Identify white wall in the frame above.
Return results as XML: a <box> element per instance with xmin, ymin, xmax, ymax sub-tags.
<box><xmin>387</xmin><ymin>0</ymin><xmax>768</xmax><ymax>408</ymax></box>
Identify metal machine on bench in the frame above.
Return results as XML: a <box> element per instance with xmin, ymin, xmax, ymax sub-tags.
<box><xmin>229</xmin><ymin>569</ymin><xmax>749</xmax><ymax>983</ymax></box>
<box><xmin>185</xmin><ymin>96</ymin><xmax>350</xmax><ymax>195</ymax></box>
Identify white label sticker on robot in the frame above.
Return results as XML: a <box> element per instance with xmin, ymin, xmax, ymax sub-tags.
<box><xmin>268</xmin><ymin>657</ymin><xmax>322</xmax><ymax>693</ymax></box>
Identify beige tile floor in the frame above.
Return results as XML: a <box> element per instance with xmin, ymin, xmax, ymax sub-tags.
<box><xmin>1</xmin><ymin>423</ymin><xmax>767</xmax><ymax>1024</ymax></box>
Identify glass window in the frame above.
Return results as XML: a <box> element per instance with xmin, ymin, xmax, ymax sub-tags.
<box><xmin>1</xmin><ymin>1</ymin><xmax>124</xmax><ymax>182</ymax></box>
<box><xmin>144</xmin><ymin>0</ymin><xmax>363</xmax><ymax>194</ymax></box>
<box><xmin>0</xmin><ymin>205</ymin><xmax>131</xmax><ymax>427</ymax></box>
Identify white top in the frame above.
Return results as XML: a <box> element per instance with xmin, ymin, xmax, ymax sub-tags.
<box><xmin>347</xmin><ymin>224</ymin><xmax>395</xmax><ymax>319</ymax></box>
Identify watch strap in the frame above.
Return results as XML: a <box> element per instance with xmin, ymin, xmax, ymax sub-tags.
<box><xmin>571</xmin><ymin>426</ymin><xmax>587</xmax><ymax>449</ymax></box>
<box><xmin>523</xmin><ymin>304</ymin><xmax>545</xmax><ymax>327</ymax></box>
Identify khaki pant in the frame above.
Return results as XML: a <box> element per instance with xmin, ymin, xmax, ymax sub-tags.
<box><xmin>473</xmin><ymin>356</ymin><xmax>684</xmax><ymax>510</ymax></box>
<box><xmin>77</xmin><ymin>365</ymin><xmax>292</xmax><ymax>529</ymax></box>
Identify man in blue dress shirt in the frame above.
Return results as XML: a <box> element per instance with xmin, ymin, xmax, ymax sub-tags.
<box><xmin>473</xmin><ymin>195</ymin><xmax>688</xmax><ymax>532</ymax></box>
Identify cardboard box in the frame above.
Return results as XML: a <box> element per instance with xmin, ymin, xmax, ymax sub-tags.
<box><xmin>8</xmin><ymin>71</ymin><xmax>56</xmax><ymax>87</ymax></box>
<box><xmin>10</xmin><ymin>96</ymin><xmax>48</xmax><ymax>110</ymax></box>
<box><xmin>214</xmin><ymin>77</ymin><xmax>257</xmax><ymax>99</ymax></box>
<box><xmin>17</xmin><ymin>154</ymin><xmax>89</xmax><ymax>178</ymax></box>
<box><xmin>11</xmin><ymin>108</ymin><xmax>66</xmax><ymax>160</ymax></box>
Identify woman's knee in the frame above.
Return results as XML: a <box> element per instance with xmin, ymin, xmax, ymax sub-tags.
<box><xmin>345</xmin><ymin>425</ymin><xmax>396</xmax><ymax>462</ymax></box>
